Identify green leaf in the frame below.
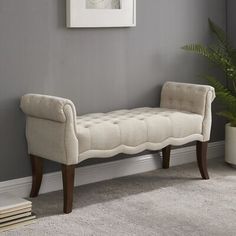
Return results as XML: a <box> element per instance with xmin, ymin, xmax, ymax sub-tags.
<box><xmin>217</xmin><ymin>111</ymin><xmax>236</xmax><ymax>126</ymax></box>
<box><xmin>203</xmin><ymin>75</ymin><xmax>227</xmax><ymax>93</ymax></box>
<box><xmin>181</xmin><ymin>44</ymin><xmax>209</xmax><ymax>56</ymax></box>
<box><xmin>230</xmin><ymin>49</ymin><xmax>236</xmax><ymax>65</ymax></box>
<box><xmin>217</xmin><ymin>91</ymin><xmax>236</xmax><ymax>105</ymax></box>
<box><xmin>182</xmin><ymin>44</ymin><xmax>236</xmax><ymax>77</ymax></box>
<box><xmin>203</xmin><ymin>75</ymin><xmax>236</xmax><ymax>115</ymax></box>
<box><xmin>182</xmin><ymin>19</ymin><xmax>236</xmax><ymax>125</ymax></box>
<box><xmin>208</xmin><ymin>18</ymin><xmax>227</xmax><ymax>46</ymax></box>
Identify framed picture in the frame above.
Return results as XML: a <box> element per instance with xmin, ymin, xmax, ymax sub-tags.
<box><xmin>66</xmin><ymin>0</ymin><xmax>136</xmax><ymax>28</ymax></box>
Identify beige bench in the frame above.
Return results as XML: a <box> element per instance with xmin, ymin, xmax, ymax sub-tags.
<box><xmin>20</xmin><ymin>82</ymin><xmax>215</xmax><ymax>213</ymax></box>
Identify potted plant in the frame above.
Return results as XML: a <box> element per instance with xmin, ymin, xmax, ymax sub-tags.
<box><xmin>182</xmin><ymin>19</ymin><xmax>236</xmax><ymax>166</ymax></box>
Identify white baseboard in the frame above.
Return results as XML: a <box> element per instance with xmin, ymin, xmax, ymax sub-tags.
<box><xmin>0</xmin><ymin>141</ymin><xmax>224</xmax><ymax>198</ymax></box>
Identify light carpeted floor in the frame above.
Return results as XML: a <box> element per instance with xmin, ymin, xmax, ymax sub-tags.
<box><xmin>2</xmin><ymin>158</ymin><xmax>236</xmax><ymax>236</ymax></box>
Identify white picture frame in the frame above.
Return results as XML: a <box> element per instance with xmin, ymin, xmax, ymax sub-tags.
<box><xmin>66</xmin><ymin>0</ymin><xmax>136</xmax><ymax>28</ymax></box>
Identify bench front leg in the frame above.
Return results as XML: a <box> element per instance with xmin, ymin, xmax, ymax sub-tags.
<box><xmin>196</xmin><ymin>141</ymin><xmax>209</xmax><ymax>179</ymax></box>
<box><xmin>61</xmin><ymin>164</ymin><xmax>76</xmax><ymax>214</ymax></box>
<box><xmin>30</xmin><ymin>155</ymin><xmax>43</xmax><ymax>198</ymax></box>
<box><xmin>162</xmin><ymin>145</ymin><xmax>171</xmax><ymax>169</ymax></box>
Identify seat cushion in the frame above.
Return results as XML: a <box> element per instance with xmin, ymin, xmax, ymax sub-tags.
<box><xmin>76</xmin><ymin>108</ymin><xmax>203</xmax><ymax>160</ymax></box>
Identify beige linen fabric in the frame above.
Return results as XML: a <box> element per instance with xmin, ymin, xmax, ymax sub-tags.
<box><xmin>20</xmin><ymin>82</ymin><xmax>215</xmax><ymax>165</ymax></box>
<box><xmin>21</xmin><ymin>95</ymin><xmax>78</xmax><ymax>165</ymax></box>
<box><xmin>160</xmin><ymin>82</ymin><xmax>215</xmax><ymax>141</ymax></box>
<box><xmin>76</xmin><ymin>108</ymin><xmax>203</xmax><ymax>162</ymax></box>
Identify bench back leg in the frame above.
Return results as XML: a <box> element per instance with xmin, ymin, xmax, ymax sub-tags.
<box><xmin>30</xmin><ymin>155</ymin><xmax>43</xmax><ymax>198</ymax></box>
<box><xmin>196</xmin><ymin>141</ymin><xmax>209</xmax><ymax>179</ymax></box>
<box><xmin>162</xmin><ymin>145</ymin><xmax>171</xmax><ymax>169</ymax></box>
<box><xmin>61</xmin><ymin>164</ymin><xmax>76</xmax><ymax>214</ymax></box>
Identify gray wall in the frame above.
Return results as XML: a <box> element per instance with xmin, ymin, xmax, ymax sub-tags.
<box><xmin>227</xmin><ymin>0</ymin><xmax>236</xmax><ymax>46</ymax></box>
<box><xmin>0</xmin><ymin>0</ymin><xmax>226</xmax><ymax>181</ymax></box>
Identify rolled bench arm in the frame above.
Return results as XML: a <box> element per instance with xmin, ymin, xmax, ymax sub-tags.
<box><xmin>20</xmin><ymin>94</ymin><xmax>77</xmax><ymax>123</ymax></box>
<box><xmin>160</xmin><ymin>81</ymin><xmax>215</xmax><ymax>141</ymax></box>
<box><xmin>20</xmin><ymin>94</ymin><xmax>79</xmax><ymax>165</ymax></box>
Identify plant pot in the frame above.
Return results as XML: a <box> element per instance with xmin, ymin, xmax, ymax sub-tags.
<box><xmin>225</xmin><ymin>123</ymin><xmax>236</xmax><ymax>166</ymax></box>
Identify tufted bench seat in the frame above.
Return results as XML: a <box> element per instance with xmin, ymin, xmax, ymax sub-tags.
<box><xmin>76</xmin><ymin>108</ymin><xmax>203</xmax><ymax>161</ymax></box>
<box><xmin>20</xmin><ymin>82</ymin><xmax>215</xmax><ymax>213</ymax></box>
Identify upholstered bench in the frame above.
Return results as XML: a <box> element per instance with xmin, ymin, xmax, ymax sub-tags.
<box><xmin>20</xmin><ymin>82</ymin><xmax>215</xmax><ymax>213</ymax></box>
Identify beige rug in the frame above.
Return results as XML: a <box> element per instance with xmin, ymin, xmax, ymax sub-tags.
<box><xmin>2</xmin><ymin>158</ymin><xmax>236</xmax><ymax>236</ymax></box>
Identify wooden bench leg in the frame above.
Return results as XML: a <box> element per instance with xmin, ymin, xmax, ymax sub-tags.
<box><xmin>196</xmin><ymin>141</ymin><xmax>209</xmax><ymax>179</ymax></box>
<box><xmin>61</xmin><ymin>164</ymin><xmax>75</xmax><ymax>214</ymax></box>
<box><xmin>30</xmin><ymin>155</ymin><xmax>43</xmax><ymax>198</ymax></box>
<box><xmin>162</xmin><ymin>145</ymin><xmax>171</xmax><ymax>169</ymax></box>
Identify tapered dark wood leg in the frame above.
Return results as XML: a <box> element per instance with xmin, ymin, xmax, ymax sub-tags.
<box><xmin>196</xmin><ymin>141</ymin><xmax>209</xmax><ymax>179</ymax></box>
<box><xmin>61</xmin><ymin>165</ymin><xmax>75</xmax><ymax>214</ymax></box>
<box><xmin>30</xmin><ymin>155</ymin><xmax>43</xmax><ymax>198</ymax></box>
<box><xmin>162</xmin><ymin>145</ymin><xmax>171</xmax><ymax>169</ymax></box>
